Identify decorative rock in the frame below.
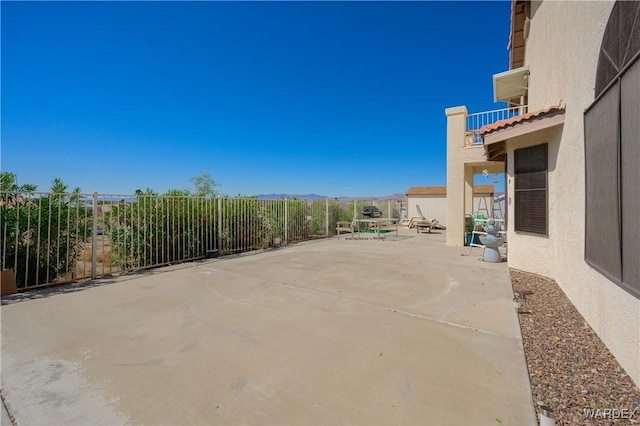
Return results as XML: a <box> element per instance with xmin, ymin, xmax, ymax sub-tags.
<box><xmin>511</xmin><ymin>270</ymin><xmax>640</xmax><ymax>425</ymax></box>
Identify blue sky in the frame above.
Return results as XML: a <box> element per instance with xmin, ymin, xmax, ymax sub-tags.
<box><xmin>1</xmin><ymin>1</ymin><xmax>511</xmax><ymax>197</ymax></box>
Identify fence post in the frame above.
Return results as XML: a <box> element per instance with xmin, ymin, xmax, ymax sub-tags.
<box><xmin>284</xmin><ymin>199</ymin><xmax>289</xmax><ymax>243</ymax></box>
<box><xmin>217</xmin><ymin>196</ymin><xmax>222</xmax><ymax>253</ymax></box>
<box><xmin>91</xmin><ymin>192</ymin><xmax>98</xmax><ymax>280</ymax></box>
<box><xmin>325</xmin><ymin>199</ymin><xmax>329</xmax><ymax>236</ymax></box>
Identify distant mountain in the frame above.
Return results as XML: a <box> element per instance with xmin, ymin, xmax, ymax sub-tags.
<box><xmin>255</xmin><ymin>193</ymin><xmax>405</xmax><ymax>201</ymax></box>
<box><xmin>334</xmin><ymin>193</ymin><xmax>406</xmax><ymax>201</ymax></box>
<box><xmin>255</xmin><ymin>193</ymin><xmax>328</xmax><ymax>200</ymax></box>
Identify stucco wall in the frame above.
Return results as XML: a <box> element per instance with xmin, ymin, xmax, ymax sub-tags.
<box><xmin>446</xmin><ymin>106</ymin><xmax>504</xmax><ymax>245</ymax></box>
<box><xmin>407</xmin><ymin>195</ymin><xmax>447</xmax><ymax>225</ymax></box>
<box><xmin>407</xmin><ymin>194</ymin><xmax>494</xmax><ymax>227</ymax></box>
<box><xmin>516</xmin><ymin>0</ymin><xmax>640</xmax><ymax>385</ymax></box>
<box><xmin>505</xmin><ymin>126</ymin><xmax>561</xmax><ymax>280</ymax></box>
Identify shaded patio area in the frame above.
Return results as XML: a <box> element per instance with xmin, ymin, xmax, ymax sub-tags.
<box><xmin>1</xmin><ymin>229</ymin><xmax>535</xmax><ymax>425</ymax></box>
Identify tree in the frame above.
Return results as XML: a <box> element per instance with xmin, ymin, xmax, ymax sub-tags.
<box><xmin>135</xmin><ymin>188</ymin><xmax>157</xmax><ymax>196</ymax></box>
<box><xmin>1</xmin><ymin>172</ymin><xmax>37</xmax><ymax>192</ymax></box>
<box><xmin>164</xmin><ymin>188</ymin><xmax>190</xmax><ymax>197</ymax></box>
<box><xmin>50</xmin><ymin>177</ymin><xmax>68</xmax><ymax>193</ymax></box>
<box><xmin>190</xmin><ymin>173</ymin><xmax>219</xmax><ymax>197</ymax></box>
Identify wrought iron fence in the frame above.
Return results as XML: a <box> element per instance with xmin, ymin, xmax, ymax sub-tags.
<box><xmin>1</xmin><ymin>191</ymin><xmax>402</xmax><ymax>290</ymax></box>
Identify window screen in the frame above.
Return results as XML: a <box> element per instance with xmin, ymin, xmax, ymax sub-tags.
<box><xmin>584</xmin><ymin>81</ymin><xmax>623</xmax><ymax>283</ymax></box>
<box><xmin>584</xmin><ymin>53</ymin><xmax>640</xmax><ymax>298</ymax></box>
<box><xmin>620</xmin><ymin>57</ymin><xmax>640</xmax><ymax>295</ymax></box>
<box><xmin>514</xmin><ymin>144</ymin><xmax>547</xmax><ymax>234</ymax></box>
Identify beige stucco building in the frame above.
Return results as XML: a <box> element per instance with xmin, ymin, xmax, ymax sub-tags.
<box><xmin>406</xmin><ymin>185</ymin><xmax>494</xmax><ymax>227</ymax></box>
<box><xmin>446</xmin><ymin>0</ymin><xmax>640</xmax><ymax>386</ymax></box>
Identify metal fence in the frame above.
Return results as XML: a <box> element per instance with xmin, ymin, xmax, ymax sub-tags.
<box><xmin>465</xmin><ymin>105</ymin><xmax>529</xmax><ymax>146</ymax></box>
<box><xmin>0</xmin><ymin>191</ymin><xmax>402</xmax><ymax>290</ymax></box>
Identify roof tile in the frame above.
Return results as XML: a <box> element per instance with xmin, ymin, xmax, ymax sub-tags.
<box><xmin>406</xmin><ymin>186</ymin><xmax>447</xmax><ymax>195</ymax></box>
<box><xmin>406</xmin><ymin>185</ymin><xmax>494</xmax><ymax>196</ymax></box>
<box><xmin>480</xmin><ymin>105</ymin><xmax>564</xmax><ymax>134</ymax></box>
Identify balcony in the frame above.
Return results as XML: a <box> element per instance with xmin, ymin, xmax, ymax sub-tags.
<box><xmin>465</xmin><ymin>105</ymin><xmax>528</xmax><ymax>146</ymax></box>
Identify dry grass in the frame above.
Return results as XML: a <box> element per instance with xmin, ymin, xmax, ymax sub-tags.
<box><xmin>71</xmin><ymin>235</ymin><xmax>119</xmax><ymax>280</ymax></box>
<box><xmin>79</xmin><ymin>242</ymin><xmax>112</xmax><ymax>264</ymax></box>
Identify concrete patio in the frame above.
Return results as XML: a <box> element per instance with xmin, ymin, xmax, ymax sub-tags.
<box><xmin>1</xmin><ymin>229</ymin><xmax>536</xmax><ymax>425</ymax></box>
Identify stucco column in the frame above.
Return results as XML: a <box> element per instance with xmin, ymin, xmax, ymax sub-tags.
<box><xmin>464</xmin><ymin>165</ymin><xmax>474</xmax><ymax>217</ymax></box>
<box><xmin>445</xmin><ymin>106</ymin><xmax>467</xmax><ymax>246</ymax></box>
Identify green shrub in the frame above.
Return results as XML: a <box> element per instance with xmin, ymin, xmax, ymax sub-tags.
<box><xmin>0</xmin><ymin>173</ymin><xmax>87</xmax><ymax>287</ymax></box>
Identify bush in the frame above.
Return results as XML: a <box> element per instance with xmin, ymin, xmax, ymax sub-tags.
<box><xmin>0</xmin><ymin>173</ymin><xmax>87</xmax><ymax>287</ymax></box>
<box><xmin>104</xmin><ymin>191</ymin><xmax>217</xmax><ymax>268</ymax></box>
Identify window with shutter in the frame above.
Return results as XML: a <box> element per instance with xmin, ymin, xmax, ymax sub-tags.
<box><xmin>514</xmin><ymin>143</ymin><xmax>547</xmax><ymax>235</ymax></box>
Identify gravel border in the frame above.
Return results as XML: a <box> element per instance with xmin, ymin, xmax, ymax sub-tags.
<box><xmin>510</xmin><ymin>269</ymin><xmax>640</xmax><ymax>425</ymax></box>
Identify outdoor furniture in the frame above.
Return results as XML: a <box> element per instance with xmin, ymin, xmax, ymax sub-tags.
<box><xmin>415</xmin><ymin>221</ymin><xmax>439</xmax><ymax>233</ymax></box>
<box><xmin>357</xmin><ymin>217</ymin><xmax>399</xmax><ymax>240</ymax></box>
<box><xmin>336</xmin><ymin>219</ymin><xmax>356</xmax><ymax>238</ymax></box>
<box><xmin>410</xmin><ymin>205</ymin><xmax>440</xmax><ymax>233</ymax></box>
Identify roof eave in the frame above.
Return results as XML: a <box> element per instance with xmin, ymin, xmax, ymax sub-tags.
<box><xmin>483</xmin><ymin>111</ymin><xmax>565</xmax><ymax>161</ymax></box>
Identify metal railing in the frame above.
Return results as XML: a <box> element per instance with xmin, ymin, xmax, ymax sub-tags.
<box><xmin>466</xmin><ymin>105</ymin><xmax>528</xmax><ymax>146</ymax></box>
<box><xmin>0</xmin><ymin>191</ymin><xmax>402</xmax><ymax>290</ymax></box>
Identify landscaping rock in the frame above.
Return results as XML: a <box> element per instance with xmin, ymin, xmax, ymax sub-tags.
<box><xmin>511</xmin><ymin>269</ymin><xmax>640</xmax><ymax>425</ymax></box>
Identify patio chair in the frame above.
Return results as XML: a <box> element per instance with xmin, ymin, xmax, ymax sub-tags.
<box><xmin>336</xmin><ymin>219</ymin><xmax>357</xmax><ymax>238</ymax></box>
<box><xmin>411</xmin><ymin>205</ymin><xmax>440</xmax><ymax>233</ymax></box>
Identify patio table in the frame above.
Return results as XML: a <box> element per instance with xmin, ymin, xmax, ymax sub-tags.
<box><xmin>356</xmin><ymin>217</ymin><xmax>399</xmax><ymax>239</ymax></box>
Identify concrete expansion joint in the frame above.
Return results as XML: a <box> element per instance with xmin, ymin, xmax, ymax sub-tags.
<box><xmin>206</xmin><ymin>265</ymin><xmax>323</xmax><ymax>288</ymax></box>
<box><xmin>0</xmin><ymin>389</ymin><xmax>17</xmax><ymax>426</ymax></box>
<box><xmin>385</xmin><ymin>307</ymin><xmax>521</xmax><ymax>340</ymax></box>
<box><xmin>208</xmin><ymin>267</ymin><xmax>521</xmax><ymax>340</ymax></box>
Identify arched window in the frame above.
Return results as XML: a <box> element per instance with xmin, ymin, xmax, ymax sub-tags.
<box><xmin>585</xmin><ymin>1</ymin><xmax>640</xmax><ymax>298</ymax></box>
<box><xmin>595</xmin><ymin>1</ymin><xmax>640</xmax><ymax>96</ymax></box>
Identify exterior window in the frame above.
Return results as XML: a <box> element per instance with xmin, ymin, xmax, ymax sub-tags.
<box><xmin>514</xmin><ymin>143</ymin><xmax>547</xmax><ymax>235</ymax></box>
<box><xmin>584</xmin><ymin>0</ymin><xmax>639</xmax><ymax>299</ymax></box>
<box><xmin>584</xmin><ymin>55</ymin><xmax>639</xmax><ymax>298</ymax></box>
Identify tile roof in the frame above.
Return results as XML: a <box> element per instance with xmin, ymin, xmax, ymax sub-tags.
<box><xmin>474</xmin><ymin>185</ymin><xmax>496</xmax><ymax>194</ymax></box>
<box><xmin>480</xmin><ymin>105</ymin><xmax>564</xmax><ymax>135</ymax></box>
<box><xmin>406</xmin><ymin>186</ymin><xmax>446</xmax><ymax>195</ymax></box>
<box><xmin>406</xmin><ymin>185</ymin><xmax>494</xmax><ymax>196</ymax></box>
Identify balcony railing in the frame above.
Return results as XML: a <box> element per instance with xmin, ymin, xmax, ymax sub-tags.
<box><xmin>465</xmin><ymin>105</ymin><xmax>528</xmax><ymax>146</ymax></box>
